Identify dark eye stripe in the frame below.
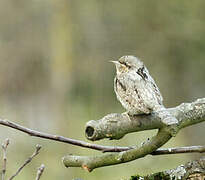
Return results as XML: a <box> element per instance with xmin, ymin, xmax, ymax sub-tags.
<box><xmin>119</xmin><ymin>61</ymin><xmax>131</xmax><ymax>69</ymax></box>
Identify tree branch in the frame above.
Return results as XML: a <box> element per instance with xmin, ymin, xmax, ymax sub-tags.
<box><xmin>164</xmin><ymin>156</ymin><xmax>205</xmax><ymax>180</ymax></box>
<box><xmin>0</xmin><ymin>98</ymin><xmax>204</xmax><ymax>171</ymax></box>
<box><xmin>0</xmin><ymin>118</ymin><xmax>128</xmax><ymax>152</ymax></box>
<box><xmin>0</xmin><ymin>116</ymin><xmax>203</xmax><ymax>156</ymax></box>
<box><xmin>8</xmin><ymin>145</ymin><xmax>42</xmax><ymax>180</ymax></box>
<box><xmin>0</xmin><ymin>98</ymin><xmax>204</xmax><ymax>153</ymax></box>
<box><xmin>85</xmin><ymin>112</ymin><xmax>163</xmax><ymax>140</ymax></box>
<box><xmin>133</xmin><ymin>156</ymin><xmax>205</xmax><ymax>179</ymax></box>
<box><xmin>85</xmin><ymin>98</ymin><xmax>205</xmax><ymax>141</ymax></box>
<box><xmin>35</xmin><ymin>164</ymin><xmax>45</xmax><ymax>180</ymax></box>
<box><xmin>1</xmin><ymin>139</ymin><xmax>9</xmax><ymax>180</ymax></box>
<box><xmin>63</xmin><ymin>98</ymin><xmax>205</xmax><ymax>171</ymax></box>
<box><xmin>63</xmin><ymin>128</ymin><xmax>173</xmax><ymax>172</ymax></box>
<box><xmin>151</xmin><ymin>145</ymin><xmax>205</xmax><ymax>155</ymax></box>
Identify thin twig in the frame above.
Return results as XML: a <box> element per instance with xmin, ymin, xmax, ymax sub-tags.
<box><xmin>35</xmin><ymin>164</ymin><xmax>45</xmax><ymax>180</ymax></box>
<box><xmin>0</xmin><ymin>98</ymin><xmax>204</xmax><ymax>153</ymax></box>
<box><xmin>103</xmin><ymin>145</ymin><xmax>205</xmax><ymax>154</ymax></box>
<box><xmin>1</xmin><ymin>138</ymin><xmax>9</xmax><ymax>180</ymax></box>
<box><xmin>151</xmin><ymin>145</ymin><xmax>205</xmax><ymax>155</ymax></box>
<box><xmin>0</xmin><ymin>119</ymin><xmax>204</xmax><ymax>155</ymax></box>
<box><xmin>0</xmin><ymin>118</ymin><xmax>118</xmax><ymax>152</ymax></box>
<box><xmin>8</xmin><ymin>144</ymin><xmax>42</xmax><ymax>180</ymax></box>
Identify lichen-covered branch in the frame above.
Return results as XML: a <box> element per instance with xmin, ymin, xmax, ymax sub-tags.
<box><xmin>85</xmin><ymin>112</ymin><xmax>163</xmax><ymax>141</ymax></box>
<box><xmin>85</xmin><ymin>98</ymin><xmax>205</xmax><ymax>141</ymax></box>
<box><xmin>0</xmin><ymin>115</ymin><xmax>203</xmax><ymax>154</ymax></box>
<box><xmin>63</xmin><ymin>98</ymin><xmax>205</xmax><ymax>171</ymax></box>
<box><xmin>131</xmin><ymin>156</ymin><xmax>205</xmax><ymax>180</ymax></box>
<box><xmin>165</xmin><ymin>156</ymin><xmax>205</xmax><ymax>180</ymax></box>
<box><xmin>63</xmin><ymin>128</ymin><xmax>173</xmax><ymax>172</ymax></box>
<box><xmin>0</xmin><ymin>98</ymin><xmax>204</xmax><ymax>172</ymax></box>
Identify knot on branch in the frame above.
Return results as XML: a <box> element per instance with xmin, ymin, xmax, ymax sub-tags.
<box><xmin>85</xmin><ymin>98</ymin><xmax>205</xmax><ymax>141</ymax></box>
<box><xmin>85</xmin><ymin>113</ymin><xmax>132</xmax><ymax>141</ymax></box>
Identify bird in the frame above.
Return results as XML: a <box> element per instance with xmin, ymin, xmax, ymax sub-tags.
<box><xmin>111</xmin><ymin>55</ymin><xmax>164</xmax><ymax>116</ymax></box>
<box><xmin>111</xmin><ymin>55</ymin><xmax>178</xmax><ymax>133</ymax></box>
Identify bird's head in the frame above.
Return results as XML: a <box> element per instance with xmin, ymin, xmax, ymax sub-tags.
<box><xmin>111</xmin><ymin>55</ymin><xmax>143</xmax><ymax>74</ymax></box>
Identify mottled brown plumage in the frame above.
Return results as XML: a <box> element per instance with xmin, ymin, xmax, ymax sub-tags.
<box><xmin>111</xmin><ymin>55</ymin><xmax>163</xmax><ymax>115</ymax></box>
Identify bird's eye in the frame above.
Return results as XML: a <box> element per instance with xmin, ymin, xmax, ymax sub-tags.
<box><xmin>119</xmin><ymin>61</ymin><xmax>131</xmax><ymax>69</ymax></box>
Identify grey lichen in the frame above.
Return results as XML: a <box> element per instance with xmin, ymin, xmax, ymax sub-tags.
<box><xmin>85</xmin><ymin>98</ymin><xmax>205</xmax><ymax>141</ymax></box>
<box><xmin>166</xmin><ymin>165</ymin><xmax>186</xmax><ymax>180</ymax></box>
<box><xmin>129</xmin><ymin>157</ymin><xmax>205</xmax><ymax>180</ymax></box>
<box><xmin>63</xmin><ymin>98</ymin><xmax>205</xmax><ymax>171</ymax></box>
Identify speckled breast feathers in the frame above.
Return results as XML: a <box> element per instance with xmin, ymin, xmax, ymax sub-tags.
<box><xmin>112</xmin><ymin>56</ymin><xmax>163</xmax><ymax>115</ymax></box>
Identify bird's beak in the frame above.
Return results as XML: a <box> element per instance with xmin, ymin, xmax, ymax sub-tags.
<box><xmin>109</xmin><ymin>60</ymin><xmax>119</xmax><ymax>65</ymax></box>
<box><xmin>110</xmin><ymin>61</ymin><xmax>122</xmax><ymax>72</ymax></box>
<box><xmin>110</xmin><ymin>60</ymin><xmax>128</xmax><ymax>73</ymax></box>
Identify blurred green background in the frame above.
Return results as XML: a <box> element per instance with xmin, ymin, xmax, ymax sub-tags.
<box><xmin>0</xmin><ymin>0</ymin><xmax>205</xmax><ymax>179</ymax></box>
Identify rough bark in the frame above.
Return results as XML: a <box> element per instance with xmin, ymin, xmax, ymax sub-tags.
<box><xmin>85</xmin><ymin>98</ymin><xmax>205</xmax><ymax>141</ymax></box>
<box><xmin>131</xmin><ymin>156</ymin><xmax>205</xmax><ymax>180</ymax></box>
<box><xmin>63</xmin><ymin>128</ymin><xmax>172</xmax><ymax>172</ymax></box>
<box><xmin>63</xmin><ymin>98</ymin><xmax>205</xmax><ymax>171</ymax></box>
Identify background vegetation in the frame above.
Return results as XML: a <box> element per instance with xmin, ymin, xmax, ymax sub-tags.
<box><xmin>0</xmin><ymin>0</ymin><xmax>204</xmax><ymax>179</ymax></box>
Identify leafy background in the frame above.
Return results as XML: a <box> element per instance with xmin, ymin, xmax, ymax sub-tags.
<box><xmin>0</xmin><ymin>0</ymin><xmax>204</xmax><ymax>179</ymax></box>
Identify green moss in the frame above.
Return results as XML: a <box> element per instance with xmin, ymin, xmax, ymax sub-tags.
<box><xmin>130</xmin><ymin>174</ymin><xmax>143</xmax><ymax>180</ymax></box>
<box><xmin>146</xmin><ymin>172</ymin><xmax>170</xmax><ymax>180</ymax></box>
<box><xmin>130</xmin><ymin>172</ymin><xmax>170</xmax><ymax>180</ymax></box>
